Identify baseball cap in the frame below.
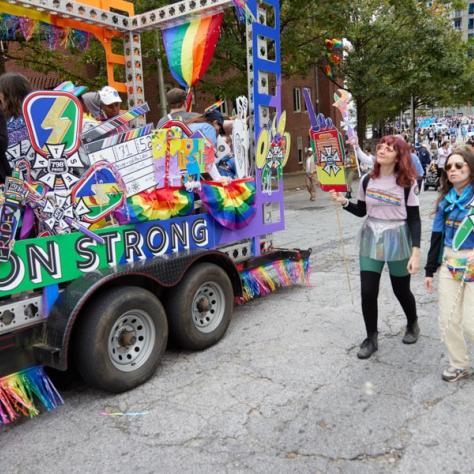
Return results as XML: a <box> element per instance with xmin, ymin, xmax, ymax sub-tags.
<box><xmin>166</xmin><ymin>88</ymin><xmax>187</xmax><ymax>108</ymax></box>
<box><xmin>99</xmin><ymin>86</ymin><xmax>122</xmax><ymax>105</ymax></box>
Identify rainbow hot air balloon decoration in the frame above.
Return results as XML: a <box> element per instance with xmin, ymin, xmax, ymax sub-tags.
<box><xmin>162</xmin><ymin>13</ymin><xmax>224</xmax><ymax>111</ymax></box>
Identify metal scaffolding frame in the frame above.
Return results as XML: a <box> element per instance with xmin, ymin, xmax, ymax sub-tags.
<box><xmin>3</xmin><ymin>0</ymin><xmax>284</xmax><ymax>234</ymax></box>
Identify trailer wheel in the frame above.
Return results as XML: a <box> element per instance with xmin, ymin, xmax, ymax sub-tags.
<box><xmin>166</xmin><ymin>263</ymin><xmax>234</xmax><ymax>350</ymax></box>
<box><xmin>73</xmin><ymin>286</ymin><xmax>168</xmax><ymax>393</ymax></box>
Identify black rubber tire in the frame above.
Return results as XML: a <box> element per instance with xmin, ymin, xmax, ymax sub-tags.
<box><xmin>73</xmin><ymin>286</ymin><xmax>168</xmax><ymax>393</ymax></box>
<box><xmin>165</xmin><ymin>263</ymin><xmax>234</xmax><ymax>351</ymax></box>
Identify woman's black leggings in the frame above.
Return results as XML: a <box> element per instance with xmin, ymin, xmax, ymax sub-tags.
<box><xmin>360</xmin><ymin>271</ymin><xmax>418</xmax><ymax>335</ymax></box>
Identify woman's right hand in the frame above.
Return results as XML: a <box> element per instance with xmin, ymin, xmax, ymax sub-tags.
<box><xmin>329</xmin><ymin>190</ymin><xmax>348</xmax><ymax>206</ymax></box>
<box><xmin>424</xmin><ymin>277</ymin><xmax>434</xmax><ymax>293</ymax></box>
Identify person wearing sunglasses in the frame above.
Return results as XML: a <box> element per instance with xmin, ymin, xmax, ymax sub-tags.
<box><xmin>425</xmin><ymin>147</ymin><xmax>474</xmax><ymax>382</ymax></box>
<box><xmin>330</xmin><ymin>135</ymin><xmax>421</xmax><ymax>359</ymax></box>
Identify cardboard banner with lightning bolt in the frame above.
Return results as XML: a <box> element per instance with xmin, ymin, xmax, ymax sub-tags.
<box><xmin>22</xmin><ymin>91</ymin><xmax>84</xmax><ymax>192</ymax></box>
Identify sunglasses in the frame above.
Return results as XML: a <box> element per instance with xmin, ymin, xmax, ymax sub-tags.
<box><xmin>445</xmin><ymin>162</ymin><xmax>466</xmax><ymax>171</ymax></box>
<box><xmin>376</xmin><ymin>144</ymin><xmax>395</xmax><ymax>152</ymax></box>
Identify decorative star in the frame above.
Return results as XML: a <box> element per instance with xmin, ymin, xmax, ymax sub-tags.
<box><xmin>41</xmin><ymin>193</ymin><xmax>90</xmax><ymax>233</ymax></box>
<box><xmin>33</xmin><ymin>144</ymin><xmax>84</xmax><ymax>191</ymax></box>
<box><xmin>320</xmin><ymin>146</ymin><xmax>342</xmax><ymax>176</ymax></box>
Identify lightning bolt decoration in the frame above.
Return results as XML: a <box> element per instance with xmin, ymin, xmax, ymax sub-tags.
<box><xmin>22</xmin><ymin>91</ymin><xmax>83</xmax><ymax>157</ymax></box>
<box><xmin>40</xmin><ymin>96</ymin><xmax>72</xmax><ymax>147</ymax></box>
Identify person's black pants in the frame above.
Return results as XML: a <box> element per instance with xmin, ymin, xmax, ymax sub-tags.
<box><xmin>360</xmin><ymin>271</ymin><xmax>418</xmax><ymax>335</ymax></box>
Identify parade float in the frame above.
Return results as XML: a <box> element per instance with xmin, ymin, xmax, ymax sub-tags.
<box><xmin>0</xmin><ymin>0</ymin><xmax>310</xmax><ymax>424</ymax></box>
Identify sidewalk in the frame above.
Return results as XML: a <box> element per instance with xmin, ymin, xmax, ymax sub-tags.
<box><xmin>282</xmin><ymin>171</ymin><xmax>306</xmax><ymax>192</ymax></box>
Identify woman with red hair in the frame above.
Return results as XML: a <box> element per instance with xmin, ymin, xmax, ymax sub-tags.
<box><xmin>331</xmin><ymin>135</ymin><xmax>421</xmax><ymax>359</ymax></box>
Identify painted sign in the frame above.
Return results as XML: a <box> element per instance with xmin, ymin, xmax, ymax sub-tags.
<box><xmin>71</xmin><ymin>163</ymin><xmax>126</xmax><ymax>223</ymax></box>
<box><xmin>151</xmin><ymin>129</ymin><xmax>215</xmax><ymax>187</ymax></box>
<box><xmin>87</xmin><ymin>134</ymin><xmax>155</xmax><ymax>196</ymax></box>
<box><xmin>0</xmin><ymin>214</ymin><xmax>215</xmax><ymax>297</ymax></box>
<box><xmin>310</xmin><ymin>127</ymin><xmax>347</xmax><ymax>192</ymax></box>
<box><xmin>255</xmin><ymin>112</ymin><xmax>291</xmax><ymax>195</ymax></box>
<box><xmin>22</xmin><ymin>91</ymin><xmax>82</xmax><ymax>156</ymax></box>
<box><xmin>0</xmin><ymin>176</ymin><xmax>25</xmax><ymax>262</ymax></box>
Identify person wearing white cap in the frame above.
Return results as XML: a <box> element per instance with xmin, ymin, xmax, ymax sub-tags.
<box><xmin>98</xmin><ymin>86</ymin><xmax>122</xmax><ymax>120</ymax></box>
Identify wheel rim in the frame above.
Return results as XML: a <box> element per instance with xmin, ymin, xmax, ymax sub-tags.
<box><xmin>191</xmin><ymin>281</ymin><xmax>226</xmax><ymax>334</ymax></box>
<box><xmin>108</xmin><ymin>309</ymin><xmax>156</xmax><ymax>372</ymax></box>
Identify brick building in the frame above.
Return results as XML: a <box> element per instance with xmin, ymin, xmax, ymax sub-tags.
<box><xmin>3</xmin><ymin>43</ymin><xmax>339</xmax><ymax>175</ymax></box>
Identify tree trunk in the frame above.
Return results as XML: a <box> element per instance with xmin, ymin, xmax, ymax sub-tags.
<box><xmin>355</xmin><ymin>98</ymin><xmax>368</xmax><ymax>148</ymax></box>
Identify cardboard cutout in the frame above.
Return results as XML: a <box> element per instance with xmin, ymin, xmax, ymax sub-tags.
<box><xmin>255</xmin><ymin>112</ymin><xmax>290</xmax><ymax>195</ymax></box>
<box><xmin>232</xmin><ymin>96</ymin><xmax>249</xmax><ymax>178</ymax></box>
<box><xmin>303</xmin><ymin>88</ymin><xmax>347</xmax><ymax>192</ymax></box>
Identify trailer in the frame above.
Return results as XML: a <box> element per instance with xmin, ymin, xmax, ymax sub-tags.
<box><xmin>0</xmin><ymin>0</ymin><xmax>310</xmax><ymax>423</ymax></box>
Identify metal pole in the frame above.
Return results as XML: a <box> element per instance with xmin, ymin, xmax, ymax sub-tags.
<box><xmin>155</xmin><ymin>31</ymin><xmax>167</xmax><ymax>117</ymax></box>
<box><xmin>410</xmin><ymin>94</ymin><xmax>415</xmax><ymax>143</ymax></box>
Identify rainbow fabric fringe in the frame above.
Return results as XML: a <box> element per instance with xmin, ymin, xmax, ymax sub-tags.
<box><xmin>115</xmin><ymin>187</ymin><xmax>194</xmax><ymax>224</ymax></box>
<box><xmin>199</xmin><ymin>178</ymin><xmax>256</xmax><ymax>230</ymax></box>
<box><xmin>238</xmin><ymin>256</ymin><xmax>311</xmax><ymax>304</ymax></box>
<box><xmin>0</xmin><ymin>366</ymin><xmax>63</xmax><ymax>425</ymax></box>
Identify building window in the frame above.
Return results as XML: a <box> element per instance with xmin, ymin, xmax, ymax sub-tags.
<box><xmin>297</xmin><ymin>136</ymin><xmax>303</xmax><ymax>164</ymax></box>
<box><xmin>293</xmin><ymin>88</ymin><xmax>301</xmax><ymax>112</ymax></box>
<box><xmin>469</xmin><ymin>18</ymin><xmax>474</xmax><ymax>29</ymax></box>
<box><xmin>469</xmin><ymin>3</ymin><xmax>474</xmax><ymax>14</ymax></box>
<box><xmin>454</xmin><ymin>19</ymin><xmax>461</xmax><ymax>29</ymax></box>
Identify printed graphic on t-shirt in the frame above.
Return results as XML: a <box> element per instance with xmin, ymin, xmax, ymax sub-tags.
<box><xmin>366</xmin><ymin>188</ymin><xmax>401</xmax><ymax>206</ymax></box>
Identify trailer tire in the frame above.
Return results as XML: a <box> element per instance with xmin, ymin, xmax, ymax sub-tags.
<box><xmin>166</xmin><ymin>263</ymin><xmax>234</xmax><ymax>350</ymax></box>
<box><xmin>73</xmin><ymin>286</ymin><xmax>168</xmax><ymax>393</ymax></box>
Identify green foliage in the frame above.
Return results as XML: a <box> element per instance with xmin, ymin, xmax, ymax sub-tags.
<box><xmin>2</xmin><ymin>0</ymin><xmax>472</xmax><ymax>139</ymax></box>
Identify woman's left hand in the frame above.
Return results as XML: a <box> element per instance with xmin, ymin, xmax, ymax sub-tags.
<box><xmin>407</xmin><ymin>250</ymin><xmax>420</xmax><ymax>275</ymax></box>
<box><xmin>467</xmin><ymin>251</ymin><xmax>474</xmax><ymax>266</ymax></box>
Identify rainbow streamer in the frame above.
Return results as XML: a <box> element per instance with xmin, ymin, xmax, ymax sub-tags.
<box><xmin>0</xmin><ymin>366</ymin><xmax>63</xmax><ymax>425</ymax></box>
<box><xmin>115</xmin><ymin>187</ymin><xmax>194</xmax><ymax>224</ymax></box>
<box><xmin>199</xmin><ymin>178</ymin><xmax>256</xmax><ymax>230</ymax></box>
<box><xmin>238</xmin><ymin>256</ymin><xmax>311</xmax><ymax>304</ymax></box>
<box><xmin>162</xmin><ymin>13</ymin><xmax>223</xmax><ymax>90</ymax></box>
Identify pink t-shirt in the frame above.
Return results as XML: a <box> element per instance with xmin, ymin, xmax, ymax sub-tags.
<box><xmin>357</xmin><ymin>174</ymin><xmax>419</xmax><ymax>220</ymax></box>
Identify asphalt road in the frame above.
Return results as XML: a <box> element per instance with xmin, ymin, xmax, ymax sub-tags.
<box><xmin>1</xmin><ymin>187</ymin><xmax>473</xmax><ymax>474</ymax></box>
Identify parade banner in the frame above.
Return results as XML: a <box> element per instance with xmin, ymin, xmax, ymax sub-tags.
<box><xmin>0</xmin><ymin>214</ymin><xmax>214</xmax><ymax>297</ymax></box>
<box><xmin>310</xmin><ymin>128</ymin><xmax>347</xmax><ymax>192</ymax></box>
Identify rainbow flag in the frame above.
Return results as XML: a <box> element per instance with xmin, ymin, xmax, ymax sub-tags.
<box><xmin>162</xmin><ymin>13</ymin><xmax>223</xmax><ymax>90</ymax></box>
<box><xmin>115</xmin><ymin>187</ymin><xmax>194</xmax><ymax>224</ymax></box>
<box><xmin>199</xmin><ymin>178</ymin><xmax>256</xmax><ymax>230</ymax></box>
